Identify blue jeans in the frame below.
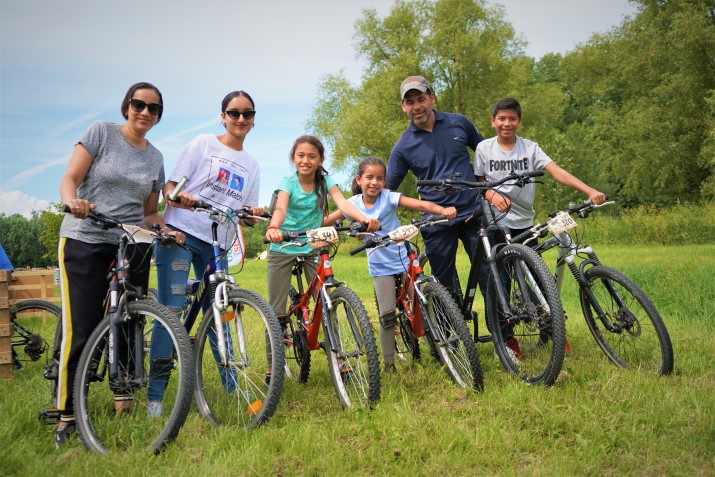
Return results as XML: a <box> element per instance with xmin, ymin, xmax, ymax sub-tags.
<box><xmin>148</xmin><ymin>227</ymin><xmax>236</xmax><ymax>400</ymax></box>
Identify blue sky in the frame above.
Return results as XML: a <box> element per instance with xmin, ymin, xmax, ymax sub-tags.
<box><xmin>0</xmin><ymin>0</ymin><xmax>637</xmax><ymax>218</ymax></box>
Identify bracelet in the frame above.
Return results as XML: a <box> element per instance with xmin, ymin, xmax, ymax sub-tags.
<box><xmin>267</xmin><ymin>225</ymin><xmax>278</xmax><ymax>230</ymax></box>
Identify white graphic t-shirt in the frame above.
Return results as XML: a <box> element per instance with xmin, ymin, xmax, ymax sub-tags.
<box><xmin>163</xmin><ymin>134</ymin><xmax>260</xmax><ymax>245</ymax></box>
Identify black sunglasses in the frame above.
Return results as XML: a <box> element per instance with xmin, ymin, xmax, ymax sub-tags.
<box><xmin>129</xmin><ymin>98</ymin><xmax>163</xmax><ymax>116</ymax></box>
<box><xmin>224</xmin><ymin>110</ymin><xmax>256</xmax><ymax>120</ymax></box>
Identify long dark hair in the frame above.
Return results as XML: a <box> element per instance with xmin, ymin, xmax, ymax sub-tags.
<box><xmin>121</xmin><ymin>82</ymin><xmax>163</xmax><ymax>122</ymax></box>
<box><xmin>289</xmin><ymin>135</ymin><xmax>330</xmax><ymax>215</ymax></box>
<box><xmin>351</xmin><ymin>156</ymin><xmax>386</xmax><ymax>195</ymax></box>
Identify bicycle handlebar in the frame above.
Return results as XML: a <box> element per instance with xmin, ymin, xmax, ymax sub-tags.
<box><xmin>416</xmin><ymin>170</ymin><xmax>544</xmax><ymax>190</ymax></box>
<box><xmin>262</xmin><ymin>221</ymin><xmax>367</xmax><ymax>245</ymax></box>
<box><xmin>62</xmin><ymin>205</ymin><xmax>180</xmax><ymax>247</ymax></box>
<box><xmin>349</xmin><ymin>214</ymin><xmax>447</xmax><ymax>256</ymax></box>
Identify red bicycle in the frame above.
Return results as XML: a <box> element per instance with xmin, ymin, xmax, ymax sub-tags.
<box><xmin>350</xmin><ymin>215</ymin><xmax>484</xmax><ymax>391</ymax></box>
<box><xmin>270</xmin><ymin>222</ymin><xmax>381</xmax><ymax>409</ymax></box>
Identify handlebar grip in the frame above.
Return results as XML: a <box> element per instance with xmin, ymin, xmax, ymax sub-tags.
<box><xmin>62</xmin><ymin>204</ymin><xmax>71</xmax><ymax>213</ymax></box>
<box><xmin>167</xmin><ymin>176</ymin><xmax>189</xmax><ymax>202</ymax></box>
<box><xmin>193</xmin><ymin>199</ymin><xmax>210</xmax><ymax>210</ymax></box>
<box><xmin>524</xmin><ymin>171</ymin><xmax>545</xmax><ymax>178</ymax></box>
<box><xmin>349</xmin><ymin>239</ymin><xmax>374</xmax><ymax>256</ymax></box>
<box><xmin>416</xmin><ymin>180</ymin><xmax>444</xmax><ymax>186</ymax></box>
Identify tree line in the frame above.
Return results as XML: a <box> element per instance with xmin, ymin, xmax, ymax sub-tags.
<box><xmin>3</xmin><ymin>0</ymin><xmax>713</xmax><ymax>268</ymax></box>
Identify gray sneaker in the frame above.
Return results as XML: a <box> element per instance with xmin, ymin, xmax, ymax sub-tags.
<box><xmin>54</xmin><ymin>422</ymin><xmax>76</xmax><ymax>448</ymax></box>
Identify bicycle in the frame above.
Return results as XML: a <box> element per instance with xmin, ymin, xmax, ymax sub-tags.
<box><xmin>10</xmin><ymin>299</ymin><xmax>62</xmax><ymax>421</ymax></box>
<box><xmin>269</xmin><ymin>222</ymin><xmax>381</xmax><ymax>409</ymax></box>
<box><xmin>161</xmin><ymin>198</ymin><xmax>285</xmax><ymax>429</ymax></box>
<box><xmin>66</xmin><ymin>207</ymin><xmax>195</xmax><ymax>454</ymax></box>
<box><xmin>349</xmin><ymin>215</ymin><xmax>484</xmax><ymax>391</ymax></box>
<box><xmin>417</xmin><ymin>171</ymin><xmax>567</xmax><ymax>386</ymax></box>
<box><xmin>511</xmin><ymin>199</ymin><xmax>674</xmax><ymax>375</ymax></box>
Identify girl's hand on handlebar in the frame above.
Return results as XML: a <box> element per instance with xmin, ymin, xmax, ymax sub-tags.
<box><xmin>363</xmin><ymin>217</ymin><xmax>381</xmax><ymax>232</ymax></box>
<box><xmin>65</xmin><ymin>199</ymin><xmax>95</xmax><ymax>219</ymax></box>
<box><xmin>441</xmin><ymin>207</ymin><xmax>457</xmax><ymax>220</ymax></box>
<box><xmin>265</xmin><ymin>227</ymin><xmax>284</xmax><ymax>243</ymax></box>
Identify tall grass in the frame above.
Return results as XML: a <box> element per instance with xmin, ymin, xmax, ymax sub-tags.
<box><xmin>1</xmin><ymin>244</ymin><xmax>713</xmax><ymax>476</ymax></box>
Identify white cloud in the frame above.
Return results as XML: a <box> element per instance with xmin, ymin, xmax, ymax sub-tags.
<box><xmin>0</xmin><ymin>190</ymin><xmax>53</xmax><ymax>218</ymax></box>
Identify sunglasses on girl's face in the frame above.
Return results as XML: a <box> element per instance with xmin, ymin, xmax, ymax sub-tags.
<box><xmin>224</xmin><ymin>110</ymin><xmax>256</xmax><ymax>120</ymax></box>
<box><xmin>129</xmin><ymin>98</ymin><xmax>163</xmax><ymax>116</ymax></box>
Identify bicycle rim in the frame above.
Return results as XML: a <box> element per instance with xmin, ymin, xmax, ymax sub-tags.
<box><xmin>581</xmin><ymin>265</ymin><xmax>674</xmax><ymax>375</ymax></box>
<box><xmin>284</xmin><ymin>286</ymin><xmax>311</xmax><ymax>383</ymax></box>
<box><xmin>487</xmin><ymin>244</ymin><xmax>566</xmax><ymax>386</ymax></box>
<box><xmin>421</xmin><ymin>281</ymin><xmax>484</xmax><ymax>391</ymax></box>
<box><xmin>325</xmin><ymin>287</ymin><xmax>380</xmax><ymax>409</ymax></box>
<box><xmin>194</xmin><ymin>288</ymin><xmax>285</xmax><ymax>428</ymax></box>
<box><xmin>74</xmin><ymin>300</ymin><xmax>194</xmax><ymax>454</ymax></box>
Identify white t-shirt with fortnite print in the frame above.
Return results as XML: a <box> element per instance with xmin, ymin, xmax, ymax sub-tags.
<box><xmin>474</xmin><ymin>136</ymin><xmax>552</xmax><ymax>229</ymax></box>
<box><xmin>163</xmin><ymin>134</ymin><xmax>260</xmax><ymax>246</ymax></box>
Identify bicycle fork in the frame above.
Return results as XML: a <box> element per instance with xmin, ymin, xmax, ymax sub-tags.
<box><xmin>212</xmin><ymin>280</ymin><xmax>249</xmax><ymax>369</ymax></box>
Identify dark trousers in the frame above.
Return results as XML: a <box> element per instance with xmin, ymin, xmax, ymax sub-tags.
<box><xmin>57</xmin><ymin>237</ymin><xmax>151</xmax><ymax>416</ymax></box>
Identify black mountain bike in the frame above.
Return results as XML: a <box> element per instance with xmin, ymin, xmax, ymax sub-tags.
<box><xmin>65</xmin><ymin>207</ymin><xmax>195</xmax><ymax>454</ymax></box>
<box><xmin>417</xmin><ymin>171</ymin><xmax>567</xmax><ymax>386</ymax></box>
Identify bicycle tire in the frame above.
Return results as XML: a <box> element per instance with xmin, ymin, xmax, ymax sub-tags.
<box><xmin>73</xmin><ymin>299</ymin><xmax>194</xmax><ymax>454</ymax></box>
<box><xmin>420</xmin><ymin>281</ymin><xmax>484</xmax><ymax>391</ymax></box>
<box><xmin>395</xmin><ymin>305</ymin><xmax>420</xmax><ymax>361</ymax></box>
<box><xmin>285</xmin><ymin>286</ymin><xmax>311</xmax><ymax>383</ymax></box>
<box><xmin>325</xmin><ymin>287</ymin><xmax>381</xmax><ymax>409</ymax></box>
<box><xmin>580</xmin><ymin>265</ymin><xmax>674</xmax><ymax>375</ymax></box>
<box><xmin>194</xmin><ymin>288</ymin><xmax>285</xmax><ymax>429</ymax></box>
<box><xmin>487</xmin><ymin>243</ymin><xmax>566</xmax><ymax>386</ymax></box>
<box><xmin>11</xmin><ymin>300</ymin><xmax>62</xmax><ymax>399</ymax></box>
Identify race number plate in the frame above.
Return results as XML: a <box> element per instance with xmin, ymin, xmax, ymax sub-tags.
<box><xmin>388</xmin><ymin>224</ymin><xmax>419</xmax><ymax>242</ymax></box>
<box><xmin>123</xmin><ymin>225</ymin><xmax>156</xmax><ymax>244</ymax></box>
<box><xmin>306</xmin><ymin>227</ymin><xmax>340</xmax><ymax>249</ymax></box>
<box><xmin>547</xmin><ymin>211</ymin><xmax>577</xmax><ymax>235</ymax></box>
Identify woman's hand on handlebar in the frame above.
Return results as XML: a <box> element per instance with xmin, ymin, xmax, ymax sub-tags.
<box><xmin>163</xmin><ymin>228</ymin><xmax>186</xmax><ymax>246</ymax></box>
<box><xmin>243</xmin><ymin>206</ymin><xmax>266</xmax><ymax>227</ymax></box>
<box><xmin>166</xmin><ymin>191</ymin><xmax>197</xmax><ymax>209</ymax></box>
<box><xmin>64</xmin><ymin>199</ymin><xmax>95</xmax><ymax>219</ymax></box>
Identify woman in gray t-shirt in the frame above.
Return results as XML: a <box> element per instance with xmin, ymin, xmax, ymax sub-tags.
<box><xmin>54</xmin><ymin>82</ymin><xmax>184</xmax><ymax>448</ymax></box>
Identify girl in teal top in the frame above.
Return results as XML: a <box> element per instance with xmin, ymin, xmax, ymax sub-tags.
<box><xmin>264</xmin><ymin>135</ymin><xmax>379</xmax><ymax>333</ymax></box>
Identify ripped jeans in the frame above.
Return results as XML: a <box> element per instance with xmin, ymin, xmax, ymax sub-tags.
<box><xmin>147</xmin><ymin>227</ymin><xmax>236</xmax><ymax>400</ymax></box>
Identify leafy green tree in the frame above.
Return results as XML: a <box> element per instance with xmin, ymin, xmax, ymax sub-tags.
<box><xmin>39</xmin><ymin>204</ymin><xmax>64</xmax><ymax>265</ymax></box>
<box><xmin>0</xmin><ymin>212</ymin><xmax>53</xmax><ymax>268</ymax></box>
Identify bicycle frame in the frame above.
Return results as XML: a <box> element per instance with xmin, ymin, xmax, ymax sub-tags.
<box><xmin>395</xmin><ymin>241</ymin><xmax>437</xmax><ymax>341</ymax></box>
<box><xmin>287</xmin><ymin>244</ymin><xmax>349</xmax><ymax>355</ymax></box>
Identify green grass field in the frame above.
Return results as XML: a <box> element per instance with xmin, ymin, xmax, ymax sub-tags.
<box><xmin>2</xmin><ymin>244</ymin><xmax>713</xmax><ymax>476</ymax></box>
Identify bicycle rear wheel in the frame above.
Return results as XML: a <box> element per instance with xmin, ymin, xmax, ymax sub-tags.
<box><xmin>73</xmin><ymin>300</ymin><xmax>194</xmax><ymax>454</ymax></box>
<box><xmin>194</xmin><ymin>288</ymin><xmax>285</xmax><ymax>428</ymax></box>
<box><xmin>11</xmin><ymin>299</ymin><xmax>60</xmax><ymax>373</ymax></box>
<box><xmin>487</xmin><ymin>244</ymin><xmax>566</xmax><ymax>386</ymax></box>
<box><xmin>420</xmin><ymin>281</ymin><xmax>484</xmax><ymax>391</ymax></box>
<box><xmin>325</xmin><ymin>287</ymin><xmax>380</xmax><ymax>409</ymax></box>
<box><xmin>580</xmin><ymin>265</ymin><xmax>673</xmax><ymax>375</ymax></box>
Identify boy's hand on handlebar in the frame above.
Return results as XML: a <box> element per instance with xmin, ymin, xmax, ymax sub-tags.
<box><xmin>587</xmin><ymin>189</ymin><xmax>607</xmax><ymax>206</ymax></box>
<box><xmin>441</xmin><ymin>207</ymin><xmax>457</xmax><ymax>220</ymax></box>
<box><xmin>487</xmin><ymin>191</ymin><xmax>511</xmax><ymax>212</ymax></box>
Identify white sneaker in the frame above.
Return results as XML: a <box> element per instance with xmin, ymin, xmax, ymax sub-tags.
<box><xmin>147</xmin><ymin>401</ymin><xmax>163</xmax><ymax>418</ymax></box>
<box><xmin>494</xmin><ymin>347</ymin><xmax>520</xmax><ymax>367</ymax></box>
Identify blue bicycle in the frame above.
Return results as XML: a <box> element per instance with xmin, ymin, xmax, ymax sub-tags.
<box><xmin>153</xmin><ymin>198</ymin><xmax>285</xmax><ymax>429</ymax></box>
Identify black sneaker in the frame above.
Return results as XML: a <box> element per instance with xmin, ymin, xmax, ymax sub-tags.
<box><xmin>54</xmin><ymin>422</ymin><xmax>77</xmax><ymax>448</ymax></box>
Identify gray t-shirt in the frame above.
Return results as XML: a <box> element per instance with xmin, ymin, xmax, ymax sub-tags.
<box><xmin>474</xmin><ymin>136</ymin><xmax>552</xmax><ymax>229</ymax></box>
<box><xmin>60</xmin><ymin>121</ymin><xmax>165</xmax><ymax>244</ymax></box>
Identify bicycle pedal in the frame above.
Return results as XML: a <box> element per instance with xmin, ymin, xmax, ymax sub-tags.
<box><xmin>38</xmin><ymin>408</ymin><xmax>60</xmax><ymax>425</ymax></box>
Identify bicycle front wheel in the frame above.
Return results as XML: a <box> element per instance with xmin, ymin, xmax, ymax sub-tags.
<box><xmin>487</xmin><ymin>244</ymin><xmax>566</xmax><ymax>386</ymax></box>
<box><xmin>73</xmin><ymin>300</ymin><xmax>194</xmax><ymax>454</ymax></box>
<box><xmin>420</xmin><ymin>281</ymin><xmax>484</xmax><ymax>391</ymax></box>
<box><xmin>325</xmin><ymin>287</ymin><xmax>380</xmax><ymax>409</ymax></box>
<box><xmin>194</xmin><ymin>288</ymin><xmax>285</xmax><ymax>429</ymax></box>
<box><xmin>580</xmin><ymin>265</ymin><xmax>673</xmax><ymax>375</ymax></box>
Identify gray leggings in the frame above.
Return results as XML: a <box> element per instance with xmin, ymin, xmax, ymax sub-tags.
<box><xmin>373</xmin><ymin>274</ymin><xmax>406</xmax><ymax>366</ymax></box>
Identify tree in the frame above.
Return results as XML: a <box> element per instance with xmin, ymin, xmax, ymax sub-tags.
<box><xmin>39</xmin><ymin>204</ymin><xmax>64</xmax><ymax>265</ymax></box>
<box><xmin>0</xmin><ymin>212</ymin><xmax>54</xmax><ymax>268</ymax></box>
